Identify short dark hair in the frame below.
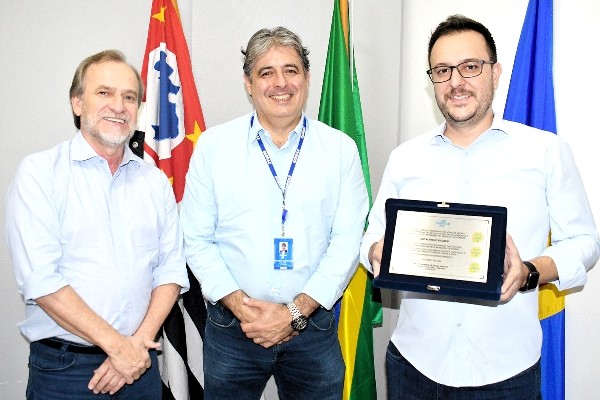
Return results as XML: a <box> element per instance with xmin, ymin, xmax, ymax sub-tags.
<box><xmin>241</xmin><ymin>27</ymin><xmax>310</xmax><ymax>78</ymax></box>
<box><xmin>69</xmin><ymin>49</ymin><xmax>144</xmax><ymax>129</ymax></box>
<box><xmin>428</xmin><ymin>15</ymin><xmax>497</xmax><ymax>65</ymax></box>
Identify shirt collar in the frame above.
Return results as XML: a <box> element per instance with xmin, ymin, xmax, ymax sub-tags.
<box><xmin>428</xmin><ymin>113</ymin><xmax>509</xmax><ymax>146</ymax></box>
<box><xmin>248</xmin><ymin>111</ymin><xmax>306</xmax><ymax>146</ymax></box>
<box><xmin>71</xmin><ymin>130</ymin><xmax>139</xmax><ymax>169</ymax></box>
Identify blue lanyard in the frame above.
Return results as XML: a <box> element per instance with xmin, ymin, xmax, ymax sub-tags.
<box><xmin>254</xmin><ymin>116</ymin><xmax>307</xmax><ymax>236</ymax></box>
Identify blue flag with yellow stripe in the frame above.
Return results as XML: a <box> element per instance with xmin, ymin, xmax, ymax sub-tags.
<box><xmin>503</xmin><ymin>1</ymin><xmax>564</xmax><ymax>399</ymax></box>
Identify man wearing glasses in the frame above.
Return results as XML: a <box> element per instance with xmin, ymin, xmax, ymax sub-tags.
<box><xmin>361</xmin><ymin>15</ymin><xmax>599</xmax><ymax>399</ymax></box>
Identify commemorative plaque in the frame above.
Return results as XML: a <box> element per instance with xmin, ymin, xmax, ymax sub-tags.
<box><xmin>373</xmin><ymin>199</ymin><xmax>507</xmax><ymax>301</ymax></box>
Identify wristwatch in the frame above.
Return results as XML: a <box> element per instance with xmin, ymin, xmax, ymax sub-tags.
<box><xmin>519</xmin><ymin>261</ymin><xmax>540</xmax><ymax>292</ymax></box>
<box><xmin>286</xmin><ymin>302</ymin><xmax>308</xmax><ymax>332</ymax></box>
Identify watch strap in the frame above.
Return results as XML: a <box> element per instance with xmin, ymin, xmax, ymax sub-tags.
<box><xmin>286</xmin><ymin>301</ymin><xmax>308</xmax><ymax>331</ymax></box>
<box><xmin>286</xmin><ymin>302</ymin><xmax>303</xmax><ymax>319</ymax></box>
<box><xmin>519</xmin><ymin>261</ymin><xmax>540</xmax><ymax>292</ymax></box>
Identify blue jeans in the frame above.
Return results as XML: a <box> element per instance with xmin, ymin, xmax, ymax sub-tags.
<box><xmin>386</xmin><ymin>342</ymin><xmax>541</xmax><ymax>400</ymax></box>
<box><xmin>204</xmin><ymin>302</ymin><xmax>344</xmax><ymax>400</ymax></box>
<box><xmin>26</xmin><ymin>339</ymin><xmax>161</xmax><ymax>399</ymax></box>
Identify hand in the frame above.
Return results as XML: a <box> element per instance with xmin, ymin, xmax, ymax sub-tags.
<box><xmin>105</xmin><ymin>336</ymin><xmax>159</xmax><ymax>384</ymax></box>
<box><xmin>500</xmin><ymin>234</ymin><xmax>528</xmax><ymax>302</ymax></box>
<box><xmin>88</xmin><ymin>357</ymin><xmax>127</xmax><ymax>395</ymax></box>
<box><xmin>369</xmin><ymin>238</ymin><xmax>385</xmax><ymax>277</ymax></box>
<box><xmin>236</xmin><ymin>300</ymin><xmax>262</xmax><ymax>324</ymax></box>
<box><xmin>240</xmin><ymin>297</ymin><xmax>295</xmax><ymax>348</ymax></box>
<box><xmin>221</xmin><ymin>290</ymin><xmax>261</xmax><ymax>324</ymax></box>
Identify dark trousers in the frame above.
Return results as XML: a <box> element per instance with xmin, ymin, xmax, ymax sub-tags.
<box><xmin>27</xmin><ymin>339</ymin><xmax>161</xmax><ymax>399</ymax></box>
<box><xmin>386</xmin><ymin>342</ymin><xmax>542</xmax><ymax>400</ymax></box>
<box><xmin>203</xmin><ymin>301</ymin><xmax>345</xmax><ymax>400</ymax></box>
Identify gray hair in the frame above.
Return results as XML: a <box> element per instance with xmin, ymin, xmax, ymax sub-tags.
<box><xmin>69</xmin><ymin>49</ymin><xmax>144</xmax><ymax>129</ymax></box>
<box><xmin>241</xmin><ymin>27</ymin><xmax>310</xmax><ymax>78</ymax></box>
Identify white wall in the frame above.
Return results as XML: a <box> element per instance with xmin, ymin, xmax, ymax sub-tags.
<box><xmin>1</xmin><ymin>1</ymin><xmax>598</xmax><ymax>399</ymax></box>
<box><xmin>554</xmin><ymin>2</ymin><xmax>600</xmax><ymax>397</ymax></box>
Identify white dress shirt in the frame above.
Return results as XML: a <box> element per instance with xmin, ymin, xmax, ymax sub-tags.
<box><xmin>361</xmin><ymin>117</ymin><xmax>599</xmax><ymax>386</ymax></box>
<box><xmin>6</xmin><ymin>132</ymin><xmax>189</xmax><ymax>345</ymax></box>
<box><xmin>181</xmin><ymin>112</ymin><xmax>369</xmax><ymax>310</ymax></box>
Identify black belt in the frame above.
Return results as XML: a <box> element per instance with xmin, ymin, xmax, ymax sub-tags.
<box><xmin>37</xmin><ymin>338</ymin><xmax>106</xmax><ymax>355</ymax></box>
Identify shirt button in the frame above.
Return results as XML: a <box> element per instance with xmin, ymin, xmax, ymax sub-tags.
<box><xmin>456</xmin><ymin>322</ymin><xmax>461</xmax><ymax>327</ymax></box>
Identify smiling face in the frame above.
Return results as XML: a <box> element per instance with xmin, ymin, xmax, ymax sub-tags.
<box><xmin>71</xmin><ymin>60</ymin><xmax>139</xmax><ymax>151</ymax></box>
<box><xmin>244</xmin><ymin>45</ymin><xmax>309</xmax><ymax>136</ymax></box>
<box><xmin>430</xmin><ymin>30</ymin><xmax>501</xmax><ymax>134</ymax></box>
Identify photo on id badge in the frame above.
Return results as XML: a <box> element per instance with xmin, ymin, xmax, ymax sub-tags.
<box><xmin>274</xmin><ymin>238</ymin><xmax>293</xmax><ymax>269</ymax></box>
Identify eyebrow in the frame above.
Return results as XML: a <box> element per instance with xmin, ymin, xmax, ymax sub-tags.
<box><xmin>256</xmin><ymin>63</ymin><xmax>300</xmax><ymax>75</ymax></box>
<box><xmin>94</xmin><ymin>85</ymin><xmax>114</xmax><ymax>92</ymax></box>
<box><xmin>94</xmin><ymin>85</ymin><xmax>138</xmax><ymax>96</ymax></box>
<box><xmin>432</xmin><ymin>58</ymin><xmax>482</xmax><ymax>67</ymax></box>
<box><xmin>121</xmin><ymin>89</ymin><xmax>139</xmax><ymax>97</ymax></box>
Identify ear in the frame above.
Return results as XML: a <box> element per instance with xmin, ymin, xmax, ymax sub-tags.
<box><xmin>243</xmin><ymin>74</ymin><xmax>252</xmax><ymax>97</ymax></box>
<box><xmin>71</xmin><ymin>96</ymin><xmax>82</xmax><ymax>117</ymax></box>
<box><xmin>492</xmin><ymin>62</ymin><xmax>502</xmax><ymax>90</ymax></box>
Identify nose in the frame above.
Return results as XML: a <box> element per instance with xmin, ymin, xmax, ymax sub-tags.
<box><xmin>448</xmin><ymin>67</ymin><xmax>465</xmax><ymax>87</ymax></box>
<box><xmin>109</xmin><ymin>95</ymin><xmax>125</xmax><ymax>112</ymax></box>
<box><xmin>273</xmin><ymin>71</ymin><xmax>287</xmax><ymax>88</ymax></box>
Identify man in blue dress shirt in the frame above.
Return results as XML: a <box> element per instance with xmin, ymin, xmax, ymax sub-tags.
<box><xmin>180</xmin><ymin>27</ymin><xmax>369</xmax><ymax>399</ymax></box>
<box><xmin>361</xmin><ymin>15</ymin><xmax>600</xmax><ymax>399</ymax></box>
<box><xmin>6</xmin><ymin>50</ymin><xmax>189</xmax><ymax>399</ymax></box>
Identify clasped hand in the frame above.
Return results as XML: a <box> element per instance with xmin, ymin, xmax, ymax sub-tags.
<box><xmin>239</xmin><ymin>297</ymin><xmax>297</xmax><ymax>348</ymax></box>
<box><xmin>88</xmin><ymin>335</ymin><xmax>160</xmax><ymax>395</ymax></box>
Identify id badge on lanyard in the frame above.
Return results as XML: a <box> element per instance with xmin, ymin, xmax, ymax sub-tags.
<box><xmin>254</xmin><ymin>116</ymin><xmax>307</xmax><ymax>271</ymax></box>
<box><xmin>274</xmin><ymin>237</ymin><xmax>293</xmax><ymax>270</ymax></box>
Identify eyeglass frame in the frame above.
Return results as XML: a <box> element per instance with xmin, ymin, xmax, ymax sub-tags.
<box><xmin>426</xmin><ymin>59</ymin><xmax>496</xmax><ymax>83</ymax></box>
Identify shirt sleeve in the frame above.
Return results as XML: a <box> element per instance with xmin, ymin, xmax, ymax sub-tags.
<box><xmin>5</xmin><ymin>155</ymin><xmax>69</xmax><ymax>301</ymax></box>
<box><xmin>180</xmin><ymin>135</ymin><xmax>241</xmax><ymax>303</ymax></box>
<box><xmin>541</xmin><ymin>139</ymin><xmax>600</xmax><ymax>290</ymax></box>
<box><xmin>360</xmin><ymin>156</ymin><xmax>395</xmax><ymax>273</ymax></box>
<box><xmin>301</xmin><ymin>138</ymin><xmax>370</xmax><ymax>310</ymax></box>
<box><xmin>152</xmin><ymin>172</ymin><xmax>190</xmax><ymax>293</ymax></box>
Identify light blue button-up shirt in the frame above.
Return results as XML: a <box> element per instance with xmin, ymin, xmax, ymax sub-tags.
<box><xmin>181</xmin><ymin>112</ymin><xmax>369</xmax><ymax>310</ymax></box>
<box><xmin>361</xmin><ymin>116</ymin><xmax>600</xmax><ymax>386</ymax></box>
<box><xmin>6</xmin><ymin>132</ymin><xmax>189</xmax><ymax>344</ymax></box>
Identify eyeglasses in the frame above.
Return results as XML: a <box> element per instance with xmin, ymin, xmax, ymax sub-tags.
<box><xmin>426</xmin><ymin>60</ymin><xmax>496</xmax><ymax>83</ymax></box>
